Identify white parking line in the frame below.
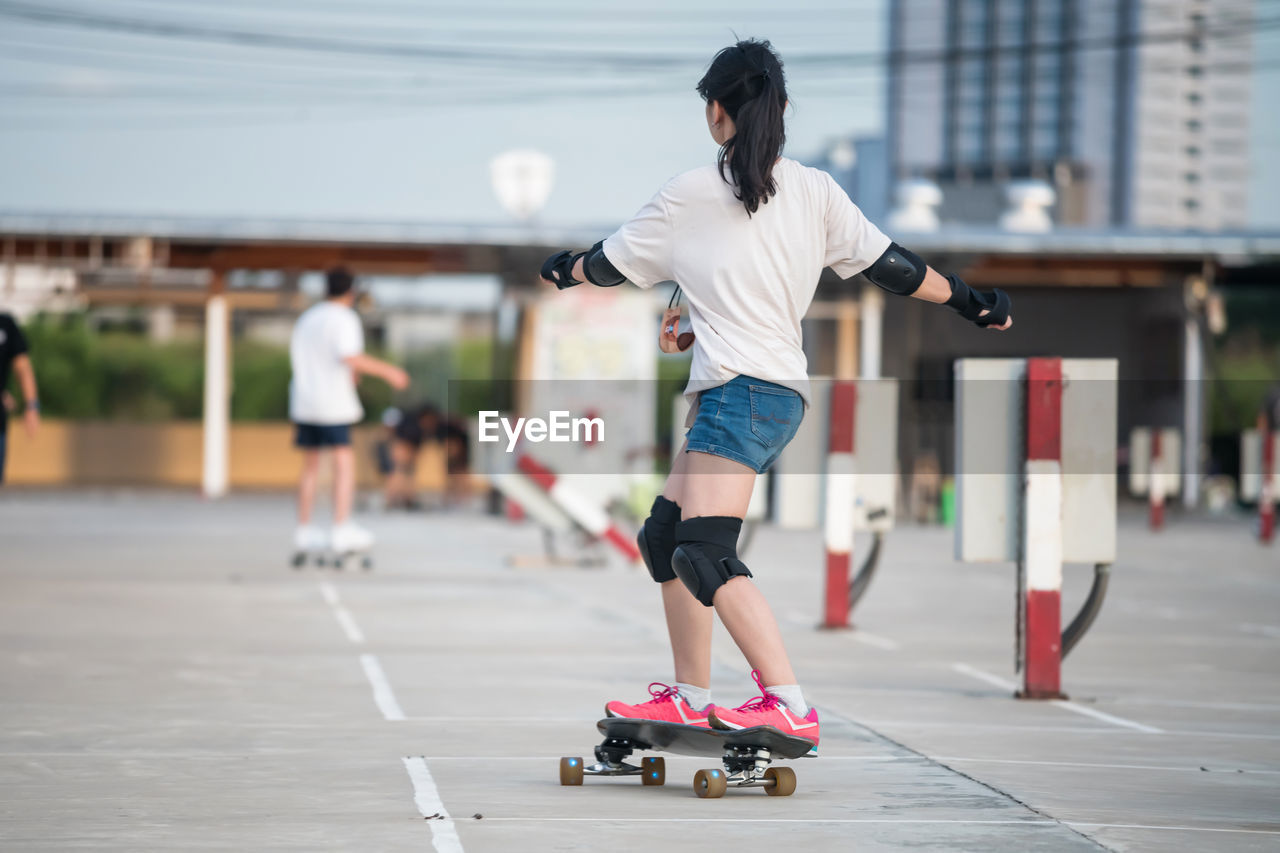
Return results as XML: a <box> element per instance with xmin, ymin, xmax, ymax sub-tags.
<box><xmin>852</xmin><ymin>631</ymin><xmax>902</xmax><ymax>651</ymax></box>
<box><xmin>934</xmin><ymin>756</ymin><xmax>1280</xmax><ymax>774</ymax></box>
<box><xmin>1240</xmin><ymin>623</ymin><xmax>1280</xmax><ymax>639</ymax></box>
<box><xmin>784</xmin><ymin>609</ymin><xmax>900</xmax><ymax>650</ymax></box>
<box><xmin>476</xmin><ymin>817</ymin><xmax>1060</xmax><ymax>826</ymax></box>
<box><xmin>952</xmin><ymin>662</ymin><xmax>1016</xmax><ymax>691</ymax></box>
<box><xmin>864</xmin><ymin>718</ymin><xmax>1280</xmax><ymax>741</ymax></box>
<box><xmin>1067</xmin><ymin>822</ymin><xmax>1280</xmax><ymax>836</ymax></box>
<box><xmin>318</xmin><ymin>581</ymin><xmax>365</xmax><ymax>644</ymax></box>
<box><xmin>360</xmin><ymin>653</ymin><xmax>405</xmax><ymax>722</ymax></box>
<box><xmin>951</xmin><ymin>663</ymin><xmax>1164</xmax><ymax>734</ymax></box>
<box><xmin>414</xmin><ymin>754</ymin><xmax>899</xmax><ymax>762</ymax></box>
<box><xmin>469</xmin><ymin>817</ymin><xmax>1280</xmax><ymax>835</ymax></box>
<box><xmin>1059</xmin><ymin>701</ymin><xmax>1163</xmax><ymax>734</ymax></box>
<box><xmin>403</xmin><ymin>757</ymin><xmax>465</xmax><ymax>853</ymax></box>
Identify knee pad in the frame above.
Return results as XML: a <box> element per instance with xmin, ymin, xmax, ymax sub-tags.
<box><xmin>637</xmin><ymin>495</ymin><xmax>681</xmax><ymax>583</ymax></box>
<box><xmin>671</xmin><ymin>516</ymin><xmax>752</xmax><ymax>607</ymax></box>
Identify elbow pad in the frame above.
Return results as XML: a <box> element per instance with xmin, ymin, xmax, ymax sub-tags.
<box><xmin>582</xmin><ymin>241</ymin><xmax>626</xmax><ymax>287</ymax></box>
<box><xmin>946</xmin><ymin>274</ymin><xmax>1012</xmax><ymax>328</ymax></box>
<box><xmin>864</xmin><ymin>242</ymin><xmax>926</xmax><ymax>296</ymax></box>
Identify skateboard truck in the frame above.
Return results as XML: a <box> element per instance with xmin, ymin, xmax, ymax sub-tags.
<box><xmin>561</xmin><ymin>725</ymin><xmax>797</xmax><ymax>797</ymax></box>
<box><xmin>583</xmin><ymin>738</ymin><xmax>646</xmax><ymax>777</ymax></box>
<box><xmin>720</xmin><ymin>744</ymin><xmax>773</xmax><ymax>785</ymax></box>
<box><xmin>562</xmin><ymin>737</ymin><xmax>666</xmax><ymax>786</ymax></box>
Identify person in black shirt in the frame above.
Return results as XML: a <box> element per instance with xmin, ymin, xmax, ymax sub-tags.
<box><xmin>0</xmin><ymin>313</ymin><xmax>40</xmax><ymax>484</ymax></box>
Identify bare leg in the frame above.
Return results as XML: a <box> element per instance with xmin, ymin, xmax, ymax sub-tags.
<box><xmin>332</xmin><ymin>445</ymin><xmax>356</xmax><ymax>525</ymax></box>
<box><xmin>680</xmin><ymin>450</ymin><xmax>798</xmax><ymax>688</ymax></box>
<box><xmin>658</xmin><ymin>444</ymin><xmax>713</xmax><ymax>688</ymax></box>
<box><xmin>297</xmin><ymin>450</ymin><xmax>321</xmax><ymax>524</ymax></box>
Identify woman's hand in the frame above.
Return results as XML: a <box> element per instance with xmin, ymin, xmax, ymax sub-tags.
<box><xmin>979</xmin><ymin>311</ymin><xmax>1013</xmax><ymax>331</ymax></box>
<box><xmin>660</xmin><ymin>308</ymin><xmax>694</xmax><ymax>353</ymax></box>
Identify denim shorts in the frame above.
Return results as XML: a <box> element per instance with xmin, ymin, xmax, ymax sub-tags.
<box><xmin>685</xmin><ymin>375</ymin><xmax>804</xmax><ymax>474</ymax></box>
<box><xmin>294</xmin><ymin>422</ymin><xmax>353</xmax><ymax>448</ymax></box>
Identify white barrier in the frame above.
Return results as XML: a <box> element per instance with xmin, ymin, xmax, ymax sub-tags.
<box><xmin>955</xmin><ymin>358</ymin><xmax>1117</xmax><ymax>699</ymax></box>
<box><xmin>1130</xmin><ymin>427</ymin><xmax>1181</xmax><ymax>530</ymax></box>
<box><xmin>1241</xmin><ymin>425</ymin><xmax>1279</xmax><ymax>544</ymax></box>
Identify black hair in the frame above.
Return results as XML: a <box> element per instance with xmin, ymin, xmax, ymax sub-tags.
<box><xmin>326</xmin><ymin>266</ymin><xmax>356</xmax><ymax>298</ymax></box>
<box><xmin>696</xmin><ymin>39</ymin><xmax>787</xmax><ymax>216</ymax></box>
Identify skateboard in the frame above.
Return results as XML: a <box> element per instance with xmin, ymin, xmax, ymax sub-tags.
<box><xmin>559</xmin><ymin>717</ymin><xmax>812</xmax><ymax>798</ymax></box>
<box><xmin>289</xmin><ymin>547</ymin><xmax>372</xmax><ymax>571</ymax></box>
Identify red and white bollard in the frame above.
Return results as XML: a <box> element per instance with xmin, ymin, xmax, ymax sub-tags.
<box><xmin>516</xmin><ymin>455</ymin><xmax>641</xmax><ymax>562</ymax></box>
<box><xmin>1020</xmin><ymin>358</ymin><xmax>1065</xmax><ymax>699</ymax></box>
<box><xmin>1261</xmin><ymin>416</ymin><xmax>1275</xmax><ymax>545</ymax></box>
<box><xmin>1148</xmin><ymin>430</ymin><xmax>1166</xmax><ymax>531</ymax></box>
<box><xmin>822</xmin><ymin>381</ymin><xmax>857</xmax><ymax>629</ymax></box>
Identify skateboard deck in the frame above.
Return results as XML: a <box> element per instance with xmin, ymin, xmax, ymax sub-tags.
<box><xmin>595</xmin><ymin>717</ymin><xmax>814</xmax><ymax>759</ymax></box>
<box><xmin>559</xmin><ymin>717</ymin><xmax>811</xmax><ymax>798</ymax></box>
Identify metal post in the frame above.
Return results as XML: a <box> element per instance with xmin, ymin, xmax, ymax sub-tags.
<box><xmin>1261</xmin><ymin>415</ymin><xmax>1275</xmax><ymax>545</ymax></box>
<box><xmin>822</xmin><ymin>381</ymin><xmax>857</xmax><ymax>629</ymax></box>
<box><xmin>1020</xmin><ymin>358</ymin><xmax>1065</xmax><ymax>699</ymax></box>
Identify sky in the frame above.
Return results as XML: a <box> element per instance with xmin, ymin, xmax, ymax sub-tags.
<box><xmin>0</xmin><ymin>0</ymin><xmax>1277</xmax><ymax>230</ymax></box>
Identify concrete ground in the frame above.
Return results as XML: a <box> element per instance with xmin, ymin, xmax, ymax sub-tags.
<box><xmin>0</xmin><ymin>491</ymin><xmax>1277</xmax><ymax>852</ymax></box>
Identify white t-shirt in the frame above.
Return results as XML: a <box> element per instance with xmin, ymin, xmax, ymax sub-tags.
<box><xmin>602</xmin><ymin>157</ymin><xmax>891</xmax><ymax>406</ymax></box>
<box><xmin>289</xmin><ymin>301</ymin><xmax>365</xmax><ymax>425</ymax></box>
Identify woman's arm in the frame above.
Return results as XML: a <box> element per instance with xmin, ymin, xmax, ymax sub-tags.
<box><xmin>540</xmin><ymin>242</ymin><xmax>626</xmax><ymax>290</ymax></box>
<box><xmin>912</xmin><ymin>266</ymin><xmax>1013</xmax><ymax>331</ymax></box>
<box><xmin>861</xmin><ymin>242</ymin><xmax>1012</xmax><ymax>331</ymax></box>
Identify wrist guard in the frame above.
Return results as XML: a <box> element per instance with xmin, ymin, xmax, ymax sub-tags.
<box><xmin>541</xmin><ymin>250</ymin><xmax>584</xmax><ymax>290</ymax></box>
<box><xmin>945</xmin><ymin>275</ymin><xmax>1011</xmax><ymax>328</ymax></box>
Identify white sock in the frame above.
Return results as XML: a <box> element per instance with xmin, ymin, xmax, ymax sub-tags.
<box><xmin>675</xmin><ymin>682</ymin><xmax>711</xmax><ymax>712</ymax></box>
<box><xmin>766</xmin><ymin>684</ymin><xmax>809</xmax><ymax>716</ymax></box>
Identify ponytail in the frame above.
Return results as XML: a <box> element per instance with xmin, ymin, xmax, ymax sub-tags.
<box><xmin>696</xmin><ymin>39</ymin><xmax>787</xmax><ymax>216</ymax></box>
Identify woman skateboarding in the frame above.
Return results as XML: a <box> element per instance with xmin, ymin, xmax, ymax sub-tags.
<box><xmin>540</xmin><ymin>39</ymin><xmax>1012</xmax><ymax>751</ymax></box>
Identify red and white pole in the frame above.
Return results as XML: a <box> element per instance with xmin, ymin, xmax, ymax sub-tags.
<box><xmin>1260</xmin><ymin>415</ymin><xmax>1275</xmax><ymax>545</ymax></box>
<box><xmin>822</xmin><ymin>381</ymin><xmax>857</xmax><ymax>629</ymax></box>
<box><xmin>1020</xmin><ymin>358</ymin><xmax>1065</xmax><ymax>699</ymax></box>
<box><xmin>1149</xmin><ymin>430</ymin><xmax>1166</xmax><ymax>531</ymax></box>
<box><xmin>516</xmin><ymin>455</ymin><xmax>641</xmax><ymax>562</ymax></box>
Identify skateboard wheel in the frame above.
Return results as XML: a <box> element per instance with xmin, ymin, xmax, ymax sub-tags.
<box><xmin>693</xmin><ymin>768</ymin><xmax>726</xmax><ymax>799</ymax></box>
<box><xmin>763</xmin><ymin>766</ymin><xmax>796</xmax><ymax>797</ymax></box>
<box><xmin>641</xmin><ymin>756</ymin><xmax>665</xmax><ymax>786</ymax></box>
<box><xmin>559</xmin><ymin>756</ymin><xmax>584</xmax><ymax>786</ymax></box>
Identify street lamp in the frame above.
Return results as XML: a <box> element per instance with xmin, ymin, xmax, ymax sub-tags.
<box><xmin>490</xmin><ymin>149</ymin><xmax>555</xmax><ymax>221</ymax></box>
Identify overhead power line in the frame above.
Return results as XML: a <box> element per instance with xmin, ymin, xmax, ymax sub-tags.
<box><xmin>0</xmin><ymin>0</ymin><xmax>1275</xmax><ymax>74</ymax></box>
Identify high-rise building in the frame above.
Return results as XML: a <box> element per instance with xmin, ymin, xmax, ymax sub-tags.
<box><xmin>886</xmin><ymin>0</ymin><xmax>1253</xmax><ymax>229</ymax></box>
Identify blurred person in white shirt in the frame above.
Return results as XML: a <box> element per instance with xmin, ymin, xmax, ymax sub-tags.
<box><xmin>289</xmin><ymin>267</ymin><xmax>408</xmax><ymax>557</ymax></box>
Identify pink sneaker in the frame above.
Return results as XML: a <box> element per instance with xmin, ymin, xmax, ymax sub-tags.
<box><xmin>708</xmin><ymin>670</ymin><xmax>820</xmax><ymax>747</ymax></box>
<box><xmin>605</xmin><ymin>682</ymin><xmax>711</xmax><ymax>728</ymax></box>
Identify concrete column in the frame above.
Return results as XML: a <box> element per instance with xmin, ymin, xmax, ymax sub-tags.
<box><xmin>202</xmin><ymin>282</ymin><xmax>230</xmax><ymax>499</ymax></box>
<box><xmin>860</xmin><ymin>285</ymin><xmax>884</xmax><ymax>380</ymax></box>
